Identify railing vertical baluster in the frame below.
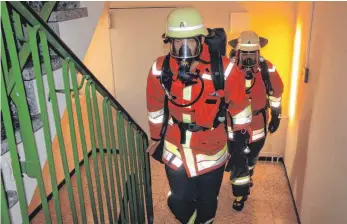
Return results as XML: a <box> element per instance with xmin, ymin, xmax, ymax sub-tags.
<box><xmin>108</xmin><ymin>105</ymin><xmax>126</xmax><ymax>224</ymax></box>
<box><xmin>62</xmin><ymin>59</ymin><xmax>87</xmax><ymax>223</ymax></box>
<box><xmin>28</xmin><ymin>26</ymin><xmax>63</xmax><ymax>223</ymax></box>
<box><xmin>102</xmin><ymin>98</ymin><xmax>118</xmax><ymax>223</ymax></box>
<box><xmin>1</xmin><ymin>34</ymin><xmax>9</xmax><ymax>84</ymax></box>
<box><xmin>1</xmin><ymin>69</ymin><xmax>29</xmax><ymax>224</ymax></box>
<box><xmin>69</xmin><ymin>62</ymin><xmax>99</xmax><ymax>223</ymax></box>
<box><xmin>126</xmin><ymin>123</ymin><xmax>140</xmax><ymax>223</ymax></box>
<box><xmin>116</xmin><ymin>112</ymin><xmax>131</xmax><ymax>223</ymax></box>
<box><xmin>143</xmin><ymin>137</ymin><xmax>154</xmax><ymax>224</ymax></box>
<box><xmin>85</xmin><ymin>79</ymin><xmax>105</xmax><ymax>223</ymax></box>
<box><xmin>39</xmin><ymin>29</ymin><xmax>79</xmax><ymax>224</ymax></box>
<box><xmin>1</xmin><ymin>174</ymin><xmax>11</xmax><ymax>224</ymax></box>
<box><xmin>1</xmin><ymin>3</ymin><xmax>51</xmax><ymax>222</ymax></box>
<box><xmin>135</xmin><ymin>132</ymin><xmax>146</xmax><ymax>223</ymax></box>
<box><xmin>91</xmin><ymin>83</ymin><xmax>113</xmax><ymax>223</ymax></box>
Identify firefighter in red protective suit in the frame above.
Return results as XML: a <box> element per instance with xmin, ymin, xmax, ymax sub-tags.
<box><xmin>225</xmin><ymin>31</ymin><xmax>284</xmax><ymax>211</ymax></box>
<box><xmin>146</xmin><ymin>7</ymin><xmax>252</xmax><ymax>224</ymax></box>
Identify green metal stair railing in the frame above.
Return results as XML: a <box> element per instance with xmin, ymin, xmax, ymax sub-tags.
<box><xmin>1</xmin><ymin>1</ymin><xmax>153</xmax><ymax>224</ymax></box>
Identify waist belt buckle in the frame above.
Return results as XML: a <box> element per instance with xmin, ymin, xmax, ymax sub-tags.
<box><xmin>187</xmin><ymin>123</ymin><xmax>200</xmax><ymax>132</ymax></box>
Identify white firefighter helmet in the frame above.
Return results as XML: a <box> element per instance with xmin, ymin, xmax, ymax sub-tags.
<box><xmin>229</xmin><ymin>31</ymin><xmax>268</xmax><ymax>51</ymax></box>
<box><xmin>164</xmin><ymin>7</ymin><xmax>208</xmax><ymax>38</ymax></box>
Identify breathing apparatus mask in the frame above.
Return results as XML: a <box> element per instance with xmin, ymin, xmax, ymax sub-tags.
<box><xmin>237</xmin><ymin>50</ymin><xmax>260</xmax><ymax>80</ymax></box>
<box><xmin>170</xmin><ymin>37</ymin><xmax>202</xmax><ymax>84</ymax></box>
<box><xmin>235</xmin><ymin>50</ymin><xmax>259</xmax><ymax>95</ymax></box>
<box><xmin>239</xmin><ymin>50</ymin><xmax>259</xmax><ymax>69</ymax></box>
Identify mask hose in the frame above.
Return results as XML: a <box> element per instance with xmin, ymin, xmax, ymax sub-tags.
<box><xmin>160</xmin><ymin>74</ymin><xmax>204</xmax><ymax>108</ymax></box>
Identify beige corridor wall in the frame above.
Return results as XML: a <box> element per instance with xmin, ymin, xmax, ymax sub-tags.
<box><xmin>285</xmin><ymin>2</ymin><xmax>347</xmax><ymax>223</ymax></box>
<box><xmin>284</xmin><ymin>1</ymin><xmax>314</xmax><ymax>214</ymax></box>
<box><xmin>83</xmin><ymin>2</ymin><xmax>115</xmax><ymax>95</ymax></box>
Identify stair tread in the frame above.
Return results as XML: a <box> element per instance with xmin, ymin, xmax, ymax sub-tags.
<box><xmin>23</xmin><ymin>55</ymin><xmax>62</xmax><ymax>81</ymax></box>
<box><xmin>28</xmin><ymin>1</ymin><xmax>81</xmax><ymax>12</ymax></box>
<box><xmin>5</xmin><ymin>190</ymin><xmax>19</xmax><ymax>209</ymax></box>
<box><xmin>48</xmin><ymin>7</ymin><xmax>88</xmax><ymax>23</ymax></box>
<box><xmin>1</xmin><ymin>113</ymin><xmax>43</xmax><ymax>156</ymax></box>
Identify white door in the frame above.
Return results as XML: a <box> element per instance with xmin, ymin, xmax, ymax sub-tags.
<box><xmin>109</xmin><ymin>7</ymin><xmax>175</xmax><ymax>135</ymax></box>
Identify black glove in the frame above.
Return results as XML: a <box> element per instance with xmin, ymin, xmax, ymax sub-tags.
<box><xmin>268</xmin><ymin>107</ymin><xmax>281</xmax><ymax>133</ymax></box>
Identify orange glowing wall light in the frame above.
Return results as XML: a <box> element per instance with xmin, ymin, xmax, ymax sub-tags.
<box><xmin>289</xmin><ymin>23</ymin><xmax>302</xmax><ymax>120</ymax></box>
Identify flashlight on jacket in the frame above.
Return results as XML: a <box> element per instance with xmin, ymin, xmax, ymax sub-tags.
<box><xmin>244</xmin><ymin>146</ymin><xmax>251</xmax><ymax>154</ymax></box>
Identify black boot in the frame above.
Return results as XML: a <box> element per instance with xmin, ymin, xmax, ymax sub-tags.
<box><xmin>232</xmin><ymin>195</ymin><xmax>248</xmax><ymax>212</ymax></box>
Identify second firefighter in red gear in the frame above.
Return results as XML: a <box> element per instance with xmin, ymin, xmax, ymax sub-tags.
<box><xmin>226</xmin><ymin>30</ymin><xmax>284</xmax><ymax>211</ymax></box>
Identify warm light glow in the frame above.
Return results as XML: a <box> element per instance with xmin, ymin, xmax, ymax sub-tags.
<box><xmin>289</xmin><ymin>23</ymin><xmax>302</xmax><ymax>120</ymax></box>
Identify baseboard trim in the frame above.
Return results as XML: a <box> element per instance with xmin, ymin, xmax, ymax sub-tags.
<box><xmin>258</xmin><ymin>156</ymin><xmax>284</xmax><ymax>162</ymax></box>
<box><xmin>281</xmin><ymin>161</ymin><xmax>302</xmax><ymax>224</ymax></box>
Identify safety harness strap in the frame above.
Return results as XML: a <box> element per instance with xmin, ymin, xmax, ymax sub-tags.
<box><xmin>159</xmin><ymin>54</ymin><xmax>173</xmax><ymax>139</ymax></box>
<box><xmin>259</xmin><ymin>58</ymin><xmax>274</xmax><ymax>96</ymax></box>
<box><xmin>252</xmin><ymin>103</ymin><xmax>269</xmax><ymax>116</ymax></box>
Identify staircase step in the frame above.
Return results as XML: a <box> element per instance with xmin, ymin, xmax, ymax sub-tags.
<box><xmin>28</xmin><ymin>1</ymin><xmax>81</xmax><ymax>12</ymax></box>
<box><xmin>24</xmin><ymin>80</ymin><xmax>40</xmax><ymax>116</ymax></box>
<box><xmin>1</xmin><ymin>79</ymin><xmax>42</xmax><ymax>153</ymax></box>
<box><xmin>5</xmin><ymin>190</ymin><xmax>19</xmax><ymax>209</ymax></box>
<box><xmin>23</xmin><ymin>55</ymin><xmax>62</xmax><ymax>81</ymax></box>
<box><xmin>28</xmin><ymin>1</ymin><xmax>88</xmax><ymax>23</ymax></box>
<box><xmin>48</xmin><ymin>22</ymin><xmax>60</xmax><ymax>36</ymax></box>
<box><xmin>55</xmin><ymin>1</ymin><xmax>81</xmax><ymax>11</ymax></box>
<box><xmin>13</xmin><ymin>23</ymin><xmax>60</xmax><ymax>53</ymax></box>
<box><xmin>1</xmin><ymin>113</ymin><xmax>43</xmax><ymax>156</ymax></box>
<box><xmin>48</xmin><ymin>7</ymin><xmax>88</xmax><ymax>23</ymax></box>
<box><xmin>19</xmin><ymin>23</ymin><xmax>60</xmax><ymax>43</ymax></box>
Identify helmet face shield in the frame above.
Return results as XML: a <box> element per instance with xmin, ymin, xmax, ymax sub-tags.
<box><xmin>239</xmin><ymin>51</ymin><xmax>259</xmax><ymax>68</ymax></box>
<box><xmin>170</xmin><ymin>37</ymin><xmax>201</xmax><ymax>59</ymax></box>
